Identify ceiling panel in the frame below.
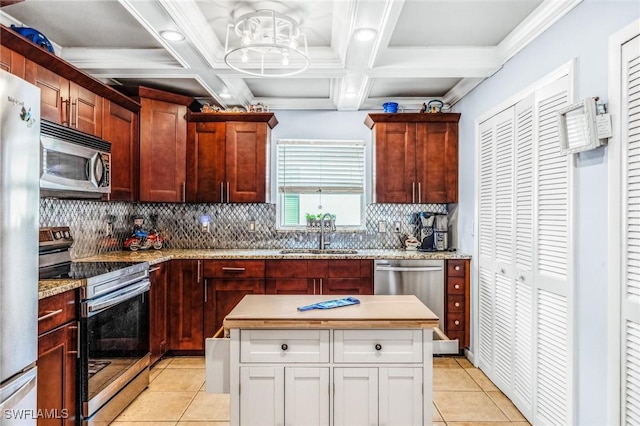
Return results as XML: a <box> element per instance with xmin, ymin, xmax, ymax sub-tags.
<box><xmin>389</xmin><ymin>0</ymin><xmax>543</xmax><ymax>47</ymax></box>
<box><xmin>3</xmin><ymin>0</ymin><xmax>161</xmax><ymax>49</ymax></box>
<box><xmin>369</xmin><ymin>77</ymin><xmax>462</xmax><ymax>98</ymax></box>
<box><xmin>245</xmin><ymin>78</ymin><xmax>331</xmax><ymax>98</ymax></box>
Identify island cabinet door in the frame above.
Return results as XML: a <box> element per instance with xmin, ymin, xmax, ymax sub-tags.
<box><xmin>240</xmin><ymin>367</ymin><xmax>284</xmax><ymax>425</ymax></box>
<box><xmin>284</xmin><ymin>368</ymin><xmax>330</xmax><ymax>426</ymax></box>
<box><xmin>333</xmin><ymin>368</ymin><xmax>378</xmax><ymax>426</ymax></box>
<box><xmin>378</xmin><ymin>367</ymin><xmax>423</xmax><ymax>426</ymax></box>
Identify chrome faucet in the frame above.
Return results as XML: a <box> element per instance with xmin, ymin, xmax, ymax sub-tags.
<box><xmin>319</xmin><ymin>213</ymin><xmax>334</xmax><ymax>250</ymax></box>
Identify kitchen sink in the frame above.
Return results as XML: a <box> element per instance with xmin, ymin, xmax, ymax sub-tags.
<box><xmin>279</xmin><ymin>248</ymin><xmax>359</xmax><ymax>255</ymax></box>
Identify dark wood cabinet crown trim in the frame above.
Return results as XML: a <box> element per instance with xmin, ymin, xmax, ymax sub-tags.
<box><xmin>187</xmin><ymin>111</ymin><xmax>278</xmax><ymax>129</ymax></box>
<box><xmin>1</xmin><ymin>25</ymin><xmax>139</xmax><ymax>112</ymax></box>
<box><xmin>364</xmin><ymin>112</ymin><xmax>461</xmax><ymax>129</ymax></box>
<box><xmin>117</xmin><ymin>85</ymin><xmax>193</xmax><ymax>106</ymax></box>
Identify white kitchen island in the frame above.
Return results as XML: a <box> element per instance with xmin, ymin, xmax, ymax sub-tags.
<box><xmin>206</xmin><ymin>294</ymin><xmax>439</xmax><ymax>426</ymax></box>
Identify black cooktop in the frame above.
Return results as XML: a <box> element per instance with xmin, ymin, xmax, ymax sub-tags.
<box><xmin>40</xmin><ymin>261</ymin><xmax>144</xmax><ymax>280</ymax></box>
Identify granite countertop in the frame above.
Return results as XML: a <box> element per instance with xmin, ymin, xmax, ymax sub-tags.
<box><xmin>39</xmin><ymin>248</ymin><xmax>471</xmax><ymax>299</ymax></box>
<box><xmin>77</xmin><ymin>248</ymin><xmax>471</xmax><ymax>263</ymax></box>
<box><xmin>223</xmin><ymin>294</ymin><xmax>440</xmax><ymax>329</ymax></box>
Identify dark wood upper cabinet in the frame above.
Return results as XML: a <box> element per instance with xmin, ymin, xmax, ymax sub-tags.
<box><xmin>186</xmin><ymin>112</ymin><xmax>277</xmax><ymax>203</ymax></box>
<box><xmin>1</xmin><ymin>44</ymin><xmax>28</xmax><ymax>78</ymax></box>
<box><xmin>120</xmin><ymin>86</ymin><xmax>192</xmax><ymax>202</ymax></box>
<box><xmin>365</xmin><ymin>113</ymin><xmax>460</xmax><ymax>204</ymax></box>
<box><xmin>102</xmin><ymin>101</ymin><xmax>139</xmax><ymax>201</ymax></box>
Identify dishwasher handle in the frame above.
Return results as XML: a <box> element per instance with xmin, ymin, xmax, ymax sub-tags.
<box><xmin>375</xmin><ymin>265</ymin><xmax>443</xmax><ymax>273</ymax></box>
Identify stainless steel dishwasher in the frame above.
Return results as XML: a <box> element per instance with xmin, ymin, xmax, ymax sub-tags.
<box><xmin>374</xmin><ymin>259</ymin><xmax>458</xmax><ymax>354</ymax></box>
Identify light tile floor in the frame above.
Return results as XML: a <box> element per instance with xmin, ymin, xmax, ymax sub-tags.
<box><xmin>113</xmin><ymin>356</ymin><xmax>530</xmax><ymax>426</ymax></box>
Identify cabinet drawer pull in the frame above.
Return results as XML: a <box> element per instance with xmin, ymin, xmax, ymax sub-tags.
<box><xmin>281</xmin><ymin>344</ymin><xmax>288</xmax><ymax>351</ymax></box>
<box><xmin>454</xmin><ymin>302</ymin><xmax>460</xmax><ymax>307</ymax></box>
<box><xmin>454</xmin><ymin>320</ymin><xmax>460</xmax><ymax>326</ymax></box>
<box><xmin>38</xmin><ymin>309</ymin><xmax>63</xmax><ymax>322</ymax></box>
<box><xmin>454</xmin><ymin>284</ymin><xmax>460</xmax><ymax>289</ymax></box>
<box><xmin>375</xmin><ymin>343</ymin><xmax>382</xmax><ymax>351</ymax></box>
<box><xmin>455</xmin><ymin>265</ymin><xmax>460</xmax><ymax>271</ymax></box>
<box><xmin>222</xmin><ymin>267</ymin><xmax>246</xmax><ymax>272</ymax></box>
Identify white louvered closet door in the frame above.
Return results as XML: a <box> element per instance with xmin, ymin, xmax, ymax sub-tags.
<box><xmin>533</xmin><ymin>75</ymin><xmax>574</xmax><ymax>426</ymax></box>
<box><xmin>492</xmin><ymin>108</ymin><xmax>516</xmax><ymax>392</ymax></box>
<box><xmin>512</xmin><ymin>94</ymin><xmax>535</xmax><ymax>420</ymax></box>
<box><xmin>621</xmin><ymin>34</ymin><xmax>640</xmax><ymax>426</ymax></box>
<box><xmin>477</xmin><ymin>107</ymin><xmax>514</xmax><ymax>375</ymax></box>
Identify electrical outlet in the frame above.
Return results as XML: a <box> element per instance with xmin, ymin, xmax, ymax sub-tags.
<box><xmin>394</xmin><ymin>221</ymin><xmax>401</xmax><ymax>233</ymax></box>
<box><xmin>378</xmin><ymin>220</ymin><xmax>387</xmax><ymax>233</ymax></box>
<box><xmin>248</xmin><ymin>220</ymin><xmax>256</xmax><ymax>232</ymax></box>
<box><xmin>200</xmin><ymin>222</ymin><xmax>210</xmax><ymax>233</ymax></box>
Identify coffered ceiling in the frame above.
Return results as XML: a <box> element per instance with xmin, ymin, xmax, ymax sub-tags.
<box><xmin>0</xmin><ymin>0</ymin><xmax>581</xmax><ymax>111</ymax></box>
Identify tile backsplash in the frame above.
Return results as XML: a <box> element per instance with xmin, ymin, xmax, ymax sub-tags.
<box><xmin>40</xmin><ymin>199</ymin><xmax>448</xmax><ymax>259</ymax></box>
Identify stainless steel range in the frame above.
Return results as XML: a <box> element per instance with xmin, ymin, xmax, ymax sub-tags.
<box><xmin>39</xmin><ymin>227</ymin><xmax>151</xmax><ymax>426</ymax></box>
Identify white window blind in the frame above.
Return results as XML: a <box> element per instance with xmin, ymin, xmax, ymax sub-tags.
<box><xmin>277</xmin><ymin>139</ymin><xmax>365</xmax><ymax>194</ymax></box>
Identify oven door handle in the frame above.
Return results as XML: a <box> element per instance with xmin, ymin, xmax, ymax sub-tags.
<box><xmin>85</xmin><ymin>280</ymin><xmax>150</xmax><ymax>316</ymax></box>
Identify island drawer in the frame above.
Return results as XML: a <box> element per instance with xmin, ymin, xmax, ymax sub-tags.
<box><xmin>240</xmin><ymin>329</ymin><xmax>329</xmax><ymax>363</ymax></box>
<box><xmin>333</xmin><ymin>329</ymin><xmax>423</xmax><ymax>363</ymax></box>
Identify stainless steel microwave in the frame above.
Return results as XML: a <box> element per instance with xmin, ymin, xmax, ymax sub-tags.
<box><xmin>40</xmin><ymin>120</ymin><xmax>111</xmax><ymax>198</ymax></box>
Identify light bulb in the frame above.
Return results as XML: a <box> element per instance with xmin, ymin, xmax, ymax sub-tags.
<box><xmin>241</xmin><ymin>30</ymin><xmax>252</xmax><ymax>46</ymax></box>
<box><xmin>282</xmin><ymin>51</ymin><xmax>289</xmax><ymax>66</ymax></box>
<box><xmin>241</xmin><ymin>49</ymin><xmax>249</xmax><ymax>63</ymax></box>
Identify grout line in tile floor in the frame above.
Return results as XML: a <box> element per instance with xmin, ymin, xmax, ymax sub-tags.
<box><xmin>113</xmin><ymin>356</ymin><xmax>529</xmax><ymax>426</ymax></box>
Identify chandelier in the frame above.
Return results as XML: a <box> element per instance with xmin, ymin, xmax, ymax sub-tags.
<box><xmin>224</xmin><ymin>9</ymin><xmax>309</xmax><ymax>77</ymax></box>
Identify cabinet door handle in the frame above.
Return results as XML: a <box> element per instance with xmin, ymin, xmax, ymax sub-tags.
<box><xmin>226</xmin><ymin>182</ymin><xmax>230</xmax><ymax>203</ymax></box>
<box><xmin>204</xmin><ymin>278</ymin><xmax>207</xmax><ymax>303</ymax></box>
<box><xmin>72</xmin><ymin>100</ymin><xmax>78</xmax><ymax>128</ymax></box>
<box><xmin>181</xmin><ymin>182</ymin><xmax>186</xmax><ymax>202</ymax></box>
<box><xmin>60</xmin><ymin>97</ymin><xmax>69</xmax><ymax>125</ymax></box>
<box><xmin>412</xmin><ymin>182</ymin><xmax>416</xmax><ymax>203</ymax></box>
<box><xmin>313</xmin><ymin>279</ymin><xmax>316</xmax><ymax>295</ymax></box>
<box><xmin>220</xmin><ymin>182</ymin><xmax>224</xmax><ymax>203</ymax></box>
<box><xmin>418</xmin><ymin>182</ymin><xmax>421</xmax><ymax>203</ymax></box>
<box><xmin>319</xmin><ymin>278</ymin><xmax>323</xmax><ymax>294</ymax></box>
<box><xmin>281</xmin><ymin>344</ymin><xmax>288</xmax><ymax>351</ymax></box>
<box><xmin>38</xmin><ymin>309</ymin><xmax>63</xmax><ymax>322</ymax></box>
<box><xmin>149</xmin><ymin>266</ymin><xmax>161</xmax><ymax>273</ymax></box>
<box><xmin>375</xmin><ymin>343</ymin><xmax>382</xmax><ymax>351</ymax></box>
<box><xmin>197</xmin><ymin>260</ymin><xmax>201</xmax><ymax>283</ymax></box>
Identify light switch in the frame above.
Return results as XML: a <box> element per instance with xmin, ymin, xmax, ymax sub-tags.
<box><xmin>378</xmin><ymin>221</ymin><xmax>387</xmax><ymax>233</ymax></box>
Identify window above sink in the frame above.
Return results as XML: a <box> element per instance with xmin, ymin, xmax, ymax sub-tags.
<box><xmin>274</xmin><ymin>139</ymin><xmax>369</xmax><ymax>230</ymax></box>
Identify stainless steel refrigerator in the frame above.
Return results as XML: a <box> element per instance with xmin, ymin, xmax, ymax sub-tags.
<box><xmin>0</xmin><ymin>70</ymin><xmax>40</xmax><ymax>425</ymax></box>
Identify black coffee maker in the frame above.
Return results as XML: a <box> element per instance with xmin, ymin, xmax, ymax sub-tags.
<box><xmin>416</xmin><ymin>212</ymin><xmax>448</xmax><ymax>251</ymax></box>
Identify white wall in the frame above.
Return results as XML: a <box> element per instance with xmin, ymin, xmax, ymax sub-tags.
<box><xmin>453</xmin><ymin>1</ymin><xmax>640</xmax><ymax>423</ymax></box>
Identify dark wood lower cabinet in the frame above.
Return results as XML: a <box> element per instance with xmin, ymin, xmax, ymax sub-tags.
<box><xmin>445</xmin><ymin>259</ymin><xmax>471</xmax><ymax>352</ymax></box>
<box><xmin>168</xmin><ymin>260</ymin><xmax>204</xmax><ymax>351</ymax></box>
<box><xmin>149</xmin><ymin>262</ymin><xmax>168</xmax><ymax>364</ymax></box>
<box><xmin>203</xmin><ymin>260</ymin><xmax>266</xmax><ymax>337</ymax></box>
<box><xmin>205</xmin><ymin>278</ymin><xmax>265</xmax><ymax>337</ymax></box>
<box><xmin>266</xmin><ymin>259</ymin><xmax>373</xmax><ymax>296</ymax></box>
<box><xmin>37</xmin><ymin>321</ymin><xmax>77</xmax><ymax>426</ymax></box>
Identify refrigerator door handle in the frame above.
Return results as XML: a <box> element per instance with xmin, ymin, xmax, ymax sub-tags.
<box><xmin>0</xmin><ymin>367</ymin><xmax>37</xmax><ymax>411</ymax></box>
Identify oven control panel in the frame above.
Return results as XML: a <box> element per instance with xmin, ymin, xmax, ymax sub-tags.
<box><xmin>39</xmin><ymin>226</ymin><xmax>73</xmax><ymax>249</ymax></box>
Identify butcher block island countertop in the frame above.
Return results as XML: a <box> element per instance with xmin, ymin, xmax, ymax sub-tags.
<box><xmin>212</xmin><ymin>294</ymin><xmax>439</xmax><ymax>425</ymax></box>
<box><xmin>223</xmin><ymin>294</ymin><xmax>439</xmax><ymax>329</ymax></box>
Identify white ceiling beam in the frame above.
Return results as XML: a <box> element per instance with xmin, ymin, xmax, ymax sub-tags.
<box><xmin>60</xmin><ymin>48</ymin><xmax>179</xmax><ymax>69</ymax></box>
<box><xmin>255</xmin><ymin>97</ymin><xmax>339</xmax><ymax>110</ymax></box>
<box><xmin>368</xmin><ymin>0</ymin><xmax>405</xmax><ymax>70</ymax></box>
<box><xmin>442</xmin><ymin>77</ymin><xmax>486</xmax><ymax>106</ymax></box>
